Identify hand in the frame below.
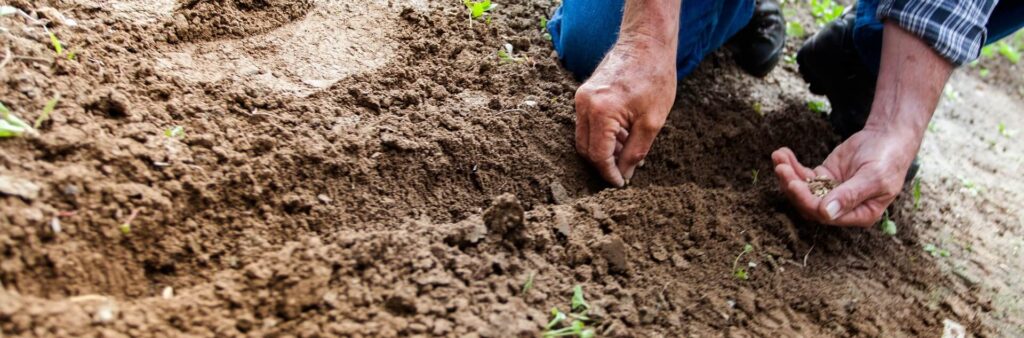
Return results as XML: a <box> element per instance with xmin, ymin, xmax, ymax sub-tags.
<box><xmin>574</xmin><ymin>36</ymin><xmax>677</xmax><ymax>187</ymax></box>
<box><xmin>771</xmin><ymin>127</ymin><xmax>919</xmax><ymax>227</ymax></box>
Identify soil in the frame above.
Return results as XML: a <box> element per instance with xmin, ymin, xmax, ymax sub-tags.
<box><xmin>1</xmin><ymin>0</ymin><xmax>1021</xmax><ymax>337</ymax></box>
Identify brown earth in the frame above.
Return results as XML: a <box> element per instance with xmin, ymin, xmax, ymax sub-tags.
<box><xmin>0</xmin><ymin>0</ymin><xmax>1019</xmax><ymax>337</ymax></box>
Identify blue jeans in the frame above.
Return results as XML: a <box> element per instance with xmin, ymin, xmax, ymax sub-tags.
<box><xmin>549</xmin><ymin>0</ymin><xmax>1024</xmax><ymax>81</ymax></box>
<box><xmin>547</xmin><ymin>0</ymin><xmax>756</xmax><ymax>80</ymax></box>
<box><xmin>854</xmin><ymin>0</ymin><xmax>1024</xmax><ymax>74</ymax></box>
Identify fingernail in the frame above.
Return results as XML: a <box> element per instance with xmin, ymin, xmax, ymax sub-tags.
<box><xmin>826</xmin><ymin>201</ymin><xmax>840</xmax><ymax>220</ymax></box>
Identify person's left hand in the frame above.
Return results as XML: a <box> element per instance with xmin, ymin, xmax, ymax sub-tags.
<box><xmin>771</xmin><ymin>127</ymin><xmax>919</xmax><ymax>227</ymax></box>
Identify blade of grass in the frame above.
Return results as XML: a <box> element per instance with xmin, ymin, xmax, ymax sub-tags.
<box><xmin>34</xmin><ymin>94</ymin><xmax>59</xmax><ymax>128</ymax></box>
<box><xmin>48</xmin><ymin>30</ymin><xmax>64</xmax><ymax>56</ymax></box>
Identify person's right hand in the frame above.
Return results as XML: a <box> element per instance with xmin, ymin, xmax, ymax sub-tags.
<box><xmin>574</xmin><ymin>36</ymin><xmax>678</xmax><ymax>187</ymax></box>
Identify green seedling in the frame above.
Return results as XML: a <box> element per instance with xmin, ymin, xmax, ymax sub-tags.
<box><xmin>943</xmin><ymin>85</ymin><xmax>960</xmax><ymax>101</ymax></box>
<box><xmin>34</xmin><ymin>94</ymin><xmax>59</xmax><ymax>128</ymax></box>
<box><xmin>923</xmin><ymin>243</ymin><xmax>951</xmax><ymax>257</ymax></box>
<box><xmin>545</xmin><ymin>307</ymin><xmax>567</xmax><ymax>330</ymax></box>
<box><xmin>979</xmin><ymin>68</ymin><xmax>991</xmax><ymax>77</ymax></box>
<box><xmin>521</xmin><ymin>271</ymin><xmax>535</xmax><ymax>295</ymax></box>
<box><xmin>809</xmin><ymin>0</ymin><xmax>844</xmax><ymax>26</ymax></box>
<box><xmin>732</xmin><ymin>244</ymin><xmax>753</xmax><ymax>280</ymax></box>
<box><xmin>752</xmin><ymin>102</ymin><xmax>763</xmax><ymax>116</ymax></box>
<box><xmin>786</xmin><ymin>21</ymin><xmax>805</xmax><ymax>38</ymax></box>
<box><xmin>784</xmin><ymin>53</ymin><xmax>797</xmax><ymax>64</ymax></box>
<box><xmin>0</xmin><ymin>102</ymin><xmax>37</xmax><ymax>137</ymax></box>
<box><xmin>540</xmin><ymin>17</ymin><xmax>552</xmax><ymax>40</ymax></box>
<box><xmin>997</xmin><ymin>122</ymin><xmax>1015</xmax><ymax>138</ymax></box>
<box><xmin>48</xmin><ymin>31</ymin><xmax>64</xmax><ymax>56</ymax></box>
<box><xmin>463</xmin><ymin>0</ymin><xmax>495</xmax><ymax>21</ymax></box>
<box><xmin>542</xmin><ymin>320</ymin><xmax>594</xmax><ymax>338</ymax></box>
<box><xmin>960</xmin><ymin>177</ymin><xmax>980</xmax><ymax>196</ymax></box>
<box><xmin>497</xmin><ymin>43</ymin><xmax>521</xmax><ymax>63</ymax></box>
<box><xmin>165</xmin><ymin>126</ymin><xmax>185</xmax><ymax>138</ymax></box>
<box><xmin>119</xmin><ymin>210</ymin><xmax>139</xmax><ymax>235</ymax></box>
<box><xmin>912</xmin><ymin>177</ymin><xmax>922</xmax><ymax>209</ymax></box>
<box><xmin>807</xmin><ymin>100</ymin><xmax>829</xmax><ymax>114</ymax></box>
<box><xmin>751</xmin><ymin>169</ymin><xmax>760</xmax><ymax>184</ymax></box>
<box><xmin>571</xmin><ymin>285</ymin><xmax>589</xmax><ymax>312</ymax></box>
<box><xmin>927</xmin><ymin>121</ymin><xmax>938</xmax><ymax>132</ymax></box>
<box><xmin>997</xmin><ymin>41</ymin><xmax>1021</xmax><ymax>64</ymax></box>
<box><xmin>879</xmin><ymin>210</ymin><xmax>897</xmax><ymax>236</ymax></box>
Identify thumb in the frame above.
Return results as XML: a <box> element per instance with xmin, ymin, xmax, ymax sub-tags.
<box><xmin>818</xmin><ymin>174</ymin><xmax>880</xmax><ymax>222</ymax></box>
<box><xmin>617</xmin><ymin>118</ymin><xmax>662</xmax><ymax>184</ymax></box>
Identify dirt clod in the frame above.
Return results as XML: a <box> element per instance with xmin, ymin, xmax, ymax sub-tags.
<box><xmin>599</xmin><ymin>236</ymin><xmax>629</xmax><ymax>274</ymax></box>
<box><xmin>483</xmin><ymin>193</ymin><xmax>525</xmax><ymax>235</ymax></box>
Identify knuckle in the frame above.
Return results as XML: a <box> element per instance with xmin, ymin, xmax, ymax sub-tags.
<box><xmin>635</xmin><ymin>118</ymin><xmax>662</xmax><ymax>133</ymax></box>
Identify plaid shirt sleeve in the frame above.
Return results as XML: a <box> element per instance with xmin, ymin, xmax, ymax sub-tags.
<box><xmin>877</xmin><ymin>0</ymin><xmax>998</xmax><ymax>66</ymax></box>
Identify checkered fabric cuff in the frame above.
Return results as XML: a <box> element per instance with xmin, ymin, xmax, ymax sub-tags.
<box><xmin>877</xmin><ymin>0</ymin><xmax>998</xmax><ymax>65</ymax></box>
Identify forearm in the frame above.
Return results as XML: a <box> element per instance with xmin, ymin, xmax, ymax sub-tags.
<box><xmin>618</xmin><ymin>0</ymin><xmax>681</xmax><ymax>49</ymax></box>
<box><xmin>865</xmin><ymin>22</ymin><xmax>953</xmax><ymax>144</ymax></box>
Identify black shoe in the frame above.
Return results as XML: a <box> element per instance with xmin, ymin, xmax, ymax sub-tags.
<box><xmin>796</xmin><ymin>8</ymin><xmax>876</xmax><ymax>140</ymax></box>
<box><xmin>730</xmin><ymin>0</ymin><xmax>786</xmax><ymax>77</ymax></box>
<box><xmin>797</xmin><ymin>9</ymin><xmax>920</xmax><ymax>182</ymax></box>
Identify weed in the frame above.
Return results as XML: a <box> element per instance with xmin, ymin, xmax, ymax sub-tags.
<box><xmin>463</xmin><ymin>0</ymin><xmax>496</xmax><ymax>21</ymax></box>
<box><xmin>521</xmin><ymin>271</ymin><xmax>535</xmax><ymax>295</ymax></box>
<box><xmin>571</xmin><ymin>285</ymin><xmax>589</xmax><ymax>312</ymax></box>
<box><xmin>732</xmin><ymin>244</ymin><xmax>753</xmax><ymax>280</ymax></box>
<box><xmin>540</xmin><ymin>16</ymin><xmax>552</xmax><ymax>40</ymax></box>
<box><xmin>786</xmin><ymin>21</ymin><xmax>805</xmax><ymax>38</ymax></box>
<box><xmin>34</xmin><ymin>94</ymin><xmax>59</xmax><ymax>128</ymax></box>
<box><xmin>981</xmin><ymin>45</ymin><xmax>996</xmax><ymax>58</ymax></box>
<box><xmin>165</xmin><ymin>126</ymin><xmax>185</xmax><ymax>138</ymax></box>
<box><xmin>0</xmin><ymin>102</ymin><xmax>37</xmax><ymax>137</ymax></box>
<box><xmin>809</xmin><ymin>0</ymin><xmax>844</xmax><ymax>26</ymax></box>
<box><xmin>807</xmin><ymin>100</ymin><xmax>829</xmax><ymax>114</ymax></box>
<box><xmin>543</xmin><ymin>320</ymin><xmax>594</xmax><ymax>338</ymax></box>
<box><xmin>912</xmin><ymin>177</ymin><xmax>921</xmax><ymax>209</ymax></box>
<box><xmin>751</xmin><ymin>169</ymin><xmax>759</xmax><ymax>184</ymax></box>
<box><xmin>879</xmin><ymin>210</ymin><xmax>897</xmax><ymax>236</ymax></box>
<box><xmin>545</xmin><ymin>308</ymin><xmax>567</xmax><ymax>330</ymax></box>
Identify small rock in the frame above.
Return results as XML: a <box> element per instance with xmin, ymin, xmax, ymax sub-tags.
<box><xmin>162</xmin><ymin>286</ymin><xmax>174</xmax><ymax>299</ymax></box>
<box><xmin>94</xmin><ymin>303</ymin><xmax>115</xmax><ymax>323</ymax></box>
<box><xmin>942</xmin><ymin>319</ymin><xmax>966</xmax><ymax>338</ymax></box>
<box><xmin>670</xmin><ymin>254</ymin><xmax>690</xmax><ymax>269</ymax></box>
<box><xmin>650</xmin><ymin>245</ymin><xmax>669</xmax><ymax>262</ymax></box>
<box><xmin>87</xmin><ymin>89</ymin><xmax>132</xmax><ymax>118</ymax></box>
<box><xmin>549</xmin><ymin>181</ymin><xmax>571</xmax><ymax>204</ymax></box>
<box><xmin>317</xmin><ymin>194</ymin><xmax>332</xmax><ymax>203</ymax></box>
<box><xmin>0</xmin><ymin>175</ymin><xmax>41</xmax><ymax>200</ymax></box>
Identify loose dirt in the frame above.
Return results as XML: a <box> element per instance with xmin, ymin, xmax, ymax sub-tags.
<box><xmin>1</xmin><ymin>0</ymin><xmax>1020</xmax><ymax>337</ymax></box>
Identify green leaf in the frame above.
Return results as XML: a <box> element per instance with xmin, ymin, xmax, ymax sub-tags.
<box><xmin>807</xmin><ymin>100</ymin><xmax>829</xmax><ymax>114</ymax></box>
<box><xmin>785</xmin><ymin>21</ymin><xmax>805</xmax><ymax>38</ymax></box>
<box><xmin>571</xmin><ymin>285</ymin><xmax>589</xmax><ymax>313</ymax></box>
<box><xmin>49</xmin><ymin>31</ymin><xmax>64</xmax><ymax>56</ymax></box>
<box><xmin>119</xmin><ymin>222</ymin><xmax>131</xmax><ymax>235</ymax></box>
<box><xmin>34</xmin><ymin>95</ymin><xmax>59</xmax><ymax>128</ymax></box>
<box><xmin>912</xmin><ymin>177</ymin><xmax>921</xmax><ymax>209</ymax></box>
<box><xmin>979</xmin><ymin>68</ymin><xmax>990</xmax><ymax>77</ymax></box>
<box><xmin>751</xmin><ymin>169</ymin><xmax>759</xmax><ymax>184</ymax></box>
<box><xmin>980</xmin><ymin>45</ymin><xmax>996</xmax><ymax>58</ymax></box>
<box><xmin>879</xmin><ymin>211</ymin><xmax>897</xmax><ymax>236</ymax></box>
<box><xmin>734</xmin><ymin>267</ymin><xmax>748</xmax><ymax>280</ymax></box>
<box><xmin>545</xmin><ymin>307</ymin><xmax>566</xmax><ymax>330</ymax></box>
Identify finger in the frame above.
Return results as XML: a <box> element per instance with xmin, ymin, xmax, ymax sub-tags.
<box><xmin>575</xmin><ymin>107</ymin><xmax>590</xmax><ymax>155</ymax></box>
<box><xmin>588</xmin><ymin>116</ymin><xmax>625</xmax><ymax>187</ymax></box>
<box><xmin>771</xmin><ymin>148</ymin><xmax>815</xmax><ymax>180</ymax></box>
<box><xmin>614</xmin><ymin>141</ymin><xmax>623</xmax><ymax>156</ymax></box>
<box><xmin>616</xmin><ymin>127</ymin><xmax>629</xmax><ymax>143</ymax></box>
<box><xmin>786</xmin><ymin>179</ymin><xmax>823</xmax><ymax>218</ymax></box>
<box><xmin>829</xmin><ymin>200</ymin><xmax>886</xmax><ymax>227</ymax></box>
<box><xmin>617</xmin><ymin>117</ymin><xmax>663</xmax><ymax>183</ymax></box>
<box><xmin>818</xmin><ymin>173</ymin><xmax>886</xmax><ymax>223</ymax></box>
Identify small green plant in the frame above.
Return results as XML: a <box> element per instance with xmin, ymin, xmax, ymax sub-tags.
<box><xmin>879</xmin><ymin>210</ymin><xmax>897</xmax><ymax>236</ymax></box>
<box><xmin>997</xmin><ymin>122</ymin><xmax>1015</xmax><ymax>138</ymax></box>
<box><xmin>927</xmin><ymin>121</ymin><xmax>938</xmax><ymax>132</ymax></box>
<box><xmin>732</xmin><ymin>244</ymin><xmax>754</xmax><ymax>280</ymax></box>
<box><xmin>751</xmin><ymin>169</ymin><xmax>760</xmax><ymax>184</ymax></box>
<box><xmin>784</xmin><ymin>53</ymin><xmax>797</xmax><ymax>64</ymax></box>
<box><xmin>463</xmin><ymin>0</ymin><xmax>496</xmax><ymax>21</ymax></box>
<box><xmin>752</xmin><ymin>102</ymin><xmax>763</xmax><ymax>116</ymax></box>
<box><xmin>979</xmin><ymin>68</ymin><xmax>991</xmax><ymax>77</ymax></box>
<box><xmin>923</xmin><ymin>243</ymin><xmax>951</xmax><ymax>257</ymax></box>
<box><xmin>912</xmin><ymin>177</ymin><xmax>922</xmax><ymax>209</ymax></box>
<box><xmin>960</xmin><ymin>177</ymin><xmax>980</xmax><ymax>196</ymax></box>
<box><xmin>0</xmin><ymin>102</ymin><xmax>37</xmax><ymax>137</ymax></box>
<box><xmin>539</xmin><ymin>16</ymin><xmax>552</xmax><ymax>40</ymax></box>
<box><xmin>543</xmin><ymin>286</ymin><xmax>595</xmax><ymax>338</ymax></box>
<box><xmin>521</xmin><ymin>271</ymin><xmax>535</xmax><ymax>295</ymax></box>
<box><xmin>997</xmin><ymin>41</ymin><xmax>1021</xmax><ymax>64</ymax></box>
<box><xmin>980</xmin><ymin>45</ymin><xmax>996</xmax><ymax>58</ymax></box>
<box><xmin>807</xmin><ymin>100</ymin><xmax>829</xmax><ymax>114</ymax></box>
<box><xmin>786</xmin><ymin>21</ymin><xmax>805</xmax><ymax>38</ymax></box>
<box><xmin>34</xmin><ymin>94</ymin><xmax>59</xmax><ymax>128</ymax></box>
<box><xmin>164</xmin><ymin>126</ymin><xmax>185</xmax><ymax>138</ymax></box>
<box><xmin>809</xmin><ymin>0</ymin><xmax>844</xmax><ymax>26</ymax></box>
<box><xmin>119</xmin><ymin>210</ymin><xmax>139</xmax><ymax>235</ymax></box>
